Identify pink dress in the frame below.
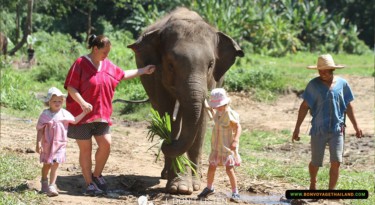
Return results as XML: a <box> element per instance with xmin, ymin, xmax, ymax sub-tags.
<box><xmin>36</xmin><ymin>109</ymin><xmax>75</xmax><ymax>164</ymax></box>
<box><xmin>209</xmin><ymin>107</ymin><xmax>242</xmax><ymax>166</ymax></box>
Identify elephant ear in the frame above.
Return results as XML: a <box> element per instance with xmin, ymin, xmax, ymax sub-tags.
<box><xmin>127</xmin><ymin>29</ymin><xmax>161</xmax><ymax>67</ymax></box>
<box><xmin>213</xmin><ymin>32</ymin><xmax>244</xmax><ymax>82</ymax></box>
<box><xmin>127</xmin><ymin>30</ymin><xmax>162</xmax><ymax>109</ymax></box>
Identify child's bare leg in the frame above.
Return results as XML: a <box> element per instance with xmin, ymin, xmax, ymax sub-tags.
<box><xmin>226</xmin><ymin>166</ymin><xmax>238</xmax><ymax>193</ymax></box>
<box><xmin>49</xmin><ymin>163</ymin><xmax>59</xmax><ymax>185</ymax></box>
<box><xmin>206</xmin><ymin>164</ymin><xmax>217</xmax><ymax>189</ymax></box>
<box><xmin>42</xmin><ymin>163</ymin><xmax>51</xmax><ymax>180</ymax></box>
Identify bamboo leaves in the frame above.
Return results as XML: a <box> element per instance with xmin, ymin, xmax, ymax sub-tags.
<box><xmin>147</xmin><ymin>108</ymin><xmax>197</xmax><ymax>176</ymax></box>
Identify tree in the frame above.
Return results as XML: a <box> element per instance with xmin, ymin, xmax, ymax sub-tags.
<box><xmin>9</xmin><ymin>0</ymin><xmax>33</xmax><ymax>56</ymax></box>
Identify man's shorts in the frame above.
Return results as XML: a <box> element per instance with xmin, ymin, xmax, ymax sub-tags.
<box><xmin>67</xmin><ymin>122</ymin><xmax>110</xmax><ymax>140</ymax></box>
<box><xmin>310</xmin><ymin>132</ymin><xmax>344</xmax><ymax>167</ymax></box>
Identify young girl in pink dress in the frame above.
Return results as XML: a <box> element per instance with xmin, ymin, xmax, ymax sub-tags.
<box><xmin>36</xmin><ymin>87</ymin><xmax>87</xmax><ymax>196</ymax></box>
<box><xmin>198</xmin><ymin>88</ymin><xmax>242</xmax><ymax>202</ymax></box>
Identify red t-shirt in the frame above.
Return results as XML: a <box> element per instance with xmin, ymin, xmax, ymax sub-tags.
<box><xmin>64</xmin><ymin>56</ymin><xmax>125</xmax><ymax>125</ymax></box>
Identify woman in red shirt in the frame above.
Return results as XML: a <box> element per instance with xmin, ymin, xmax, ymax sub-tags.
<box><xmin>64</xmin><ymin>34</ymin><xmax>155</xmax><ymax>196</ymax></box>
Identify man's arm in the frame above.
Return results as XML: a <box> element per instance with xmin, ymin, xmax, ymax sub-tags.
<box><xmin>346</xmin><ymin>102</ymin><xmax>363</xmax><ymax>138</ymax></box>
<box><xmin>292</xmin><ymin>100</ymin><xmax>309</xmax><ymax>142</ymax></box>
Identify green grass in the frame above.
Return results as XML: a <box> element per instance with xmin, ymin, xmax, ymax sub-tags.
<box><xmin>228</xmin><ymin>52</ymin><xmax>374</xmax><ymax>99</ymax></box>
<box><xmin>241</xmin><ymin>130</ymin><xmax>289</xmax><ymax>151</ymax></box>
<box><xmin>239</xmin><ymin>52</ymin><xmax>374</xmax><ymax>75</ymax></box>
<box><xmin>0</xmin><ymin>68</ymin><xmax>43</xmax><ymax>114</ymax></box>
<box><xmin>0</xmin><ymin>151</ymin><xmax>46</xmax><ymax>205</ymax></box>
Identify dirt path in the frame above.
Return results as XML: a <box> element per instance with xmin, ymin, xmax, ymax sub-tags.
<box><xmin>0</xmin><ymin>75</ymin><xmax>373</xmax><ymax>205</ymax></box>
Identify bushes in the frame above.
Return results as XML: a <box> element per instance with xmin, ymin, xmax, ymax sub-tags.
<box><xmin>2</xmin><ymin>1</ymin><xmax>372</xmax><ymax>58</ymax></box>
<box><xmin>126</xmin><ymin>0</ymin><xmax>372</xmax><ymax>56</ymax></box>
<box><xmin>0</xmin><ymin>68</ymin><xmax>42</xmax><ymax>112</ymax></box>
<box><xmin>225</xmin><ymin>67</ymin><xmax>287</xmax><ymax>101</ymax></box>
<box><xmin>32</xmin><ymin>31</ymin><xmax>85</xmax><ymax>82</ymax></box>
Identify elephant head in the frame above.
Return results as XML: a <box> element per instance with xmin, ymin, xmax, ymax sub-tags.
<box><xmin>128</xmin><ymin>7</ymin><xmax>244</xmax><ymax>195</ymax></box>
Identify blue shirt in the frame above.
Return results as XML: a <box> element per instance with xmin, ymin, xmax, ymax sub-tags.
<box><xmin>302</xmin><ymin>76</ymin><xmax>354</xmax><ymax>136</ymax></box>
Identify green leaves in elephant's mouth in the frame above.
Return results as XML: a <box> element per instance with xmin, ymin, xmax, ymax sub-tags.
<box><xmin>147</xmin><ymin>108</ymin><xmax>197</xmax><ymax>176</ymax></box>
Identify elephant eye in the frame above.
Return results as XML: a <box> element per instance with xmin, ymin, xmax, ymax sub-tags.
<box><xmin>208</xmin><ymin>60</ymin><xmax>214</xmax><ymax>71</ymax></box>
<box><xmin>168</xmin><ymin>63</ymin><xmax>174</xmax><ymax>73</ymax></box>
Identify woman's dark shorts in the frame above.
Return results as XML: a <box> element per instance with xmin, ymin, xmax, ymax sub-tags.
<box><xmin>67</xmin><ymin>122</ymin><xmax>110</xmax><ymax>140</ymax></box>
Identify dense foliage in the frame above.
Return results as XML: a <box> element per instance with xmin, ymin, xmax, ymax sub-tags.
<box><xmin>1</xmin><ymin>0</ymin><xmax>373</xmax><ymax>57</ymax></box>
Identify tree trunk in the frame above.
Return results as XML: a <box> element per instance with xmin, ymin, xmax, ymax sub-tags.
<box><xmin>85</xmin><ymin>7</ymin><xmax>92</xmax><ymax>43</ymax></box>
<box><xmin>9</xmin><ymin>0</ymin><xmax>33</xmax><ymax>56</ymax></box>
<box><xmin>16</xmin><ymin>3</ymin><xmax>20</xmax><ymax>43</ymax></box>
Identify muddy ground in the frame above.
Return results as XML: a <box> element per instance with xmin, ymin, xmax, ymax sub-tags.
<box><xmin>0</xmin><ymin>75</ymin><xmax>373</xmax><ymax>205</ymax></box>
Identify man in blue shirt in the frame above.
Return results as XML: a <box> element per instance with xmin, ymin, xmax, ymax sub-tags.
<box><xmin>292</xmin><ymin>54</ymin><xmax>363</xmax><ymax>190</ymax></box>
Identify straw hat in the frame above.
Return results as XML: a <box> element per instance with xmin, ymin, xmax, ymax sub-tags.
<box><xmin>45</xmin><ymin>87</ymin><xmax>66</xmax><ymax>102</ymax></box>
<box><xmin>208</xmin><ymin>88</ymin><xmax>230</xmax><ymax>108</ymax></box>
<box><xmin>307</xmin><ymin>54</ymin><xmax>345</xmax><ymax>70</ymax></box>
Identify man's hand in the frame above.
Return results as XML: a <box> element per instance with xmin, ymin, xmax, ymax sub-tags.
<box><xmin>292</xmin><ymin>131</ymin><xmax>300</xmax><ymax>143</ymax></box>
<box><xmin>355</xmin><ymin>128</ymin><xmax>363</xmax><ymax>138</ymax></box>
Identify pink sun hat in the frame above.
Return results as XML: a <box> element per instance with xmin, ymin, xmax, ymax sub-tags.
<box><xmin>208</xmin><ymin>88</ymin><xmax>230</xmax><ymax>108</ymax></box>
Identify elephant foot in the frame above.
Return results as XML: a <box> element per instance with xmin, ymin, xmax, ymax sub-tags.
<box><xmin>166</xmin><ymin>176</ymin><xmax>193</xmax><ymax>195</ymax></box>
<box><xmin>192</xmin><ymin>176</ymin><xmax>201</xmax><ymax>191</ymax></box>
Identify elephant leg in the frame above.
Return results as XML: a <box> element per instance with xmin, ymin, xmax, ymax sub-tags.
<box><xmin>166</xmin><ymin>126</ymin><xmax>206</xmax><ymax>194</ymax></box>
<box><xmin>161</xmin><ymin>156</ymin><xmax>171</xmax><ymax>179</ymax></box>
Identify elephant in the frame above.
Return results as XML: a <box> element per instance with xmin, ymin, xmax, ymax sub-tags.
<box><xmin>128</xmin><ymin>7</ymin><xmax>244</xmax><ymax>195</ymax></box>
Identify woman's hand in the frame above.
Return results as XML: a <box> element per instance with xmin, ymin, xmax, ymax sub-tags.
<box><xmin>141</xmin><ymin>65</ymin><xmax>156</xmax><ymax>75</ymax></box>
<box><xmin>80</xmin><ymin>101</ymin><xmax>93</xmax><ymax>114</ymax></box>
<box><xmin>123</xmin><ymin>65</ymin><xmax>156</xmax><ymax>80</ymax></box>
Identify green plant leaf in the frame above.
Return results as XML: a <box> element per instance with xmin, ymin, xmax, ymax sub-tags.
<box><xmin>147</xmin><ymin>108</ymin><xmax>197</xmax><ymax>175</ymax></box>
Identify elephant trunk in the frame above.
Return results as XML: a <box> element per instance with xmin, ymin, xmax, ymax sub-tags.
<box><xmin>162</xmin><ymin>86</ymin><xmax>205</xmax><ymax>158</ymax></box>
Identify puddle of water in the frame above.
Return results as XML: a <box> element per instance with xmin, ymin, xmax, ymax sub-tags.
<box><xmin>105</xmin><ymin>189</ymin><xmax>132</xmax><ymax>198</ymax></box>
<box><xmin>226</xmin><ymin>192</ymin><xmax>290</xmax><ymax>204</ymax></box>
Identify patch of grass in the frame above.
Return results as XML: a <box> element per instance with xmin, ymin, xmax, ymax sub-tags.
<box><xmin>228</xmin><ymin>52</ymin><xmax>374</xmax><ymax>102</ymax></box>
<box><xmin>0</xmin><ymin>151</ymin><xmax>46</xmax><ymax>204</ymax></box>
<box><xmin>0</xmin><ymin>68</ymin><xmax>43</xmax><ymax>115</ymax></box>
<box><xmin>241</xmin><ymin>130</ymin><xmax>289</xmax><ymax>151</ymax></box>
<box><xmin>240</xmin><ymin>52</ymin><xmax>374</xmax><ymax>76</ymax></box>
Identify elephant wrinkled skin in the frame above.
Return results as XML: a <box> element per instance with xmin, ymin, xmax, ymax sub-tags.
<box><xmin>128</xmin><ymin>7</ymin><xmax>244</xmax><ymax>195</ymax></box>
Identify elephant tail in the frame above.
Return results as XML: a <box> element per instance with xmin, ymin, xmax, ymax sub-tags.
<box><xmin>112</xmin><ymin>98</ymin><xmax>149</xmax><ymax>104</ymax></box>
